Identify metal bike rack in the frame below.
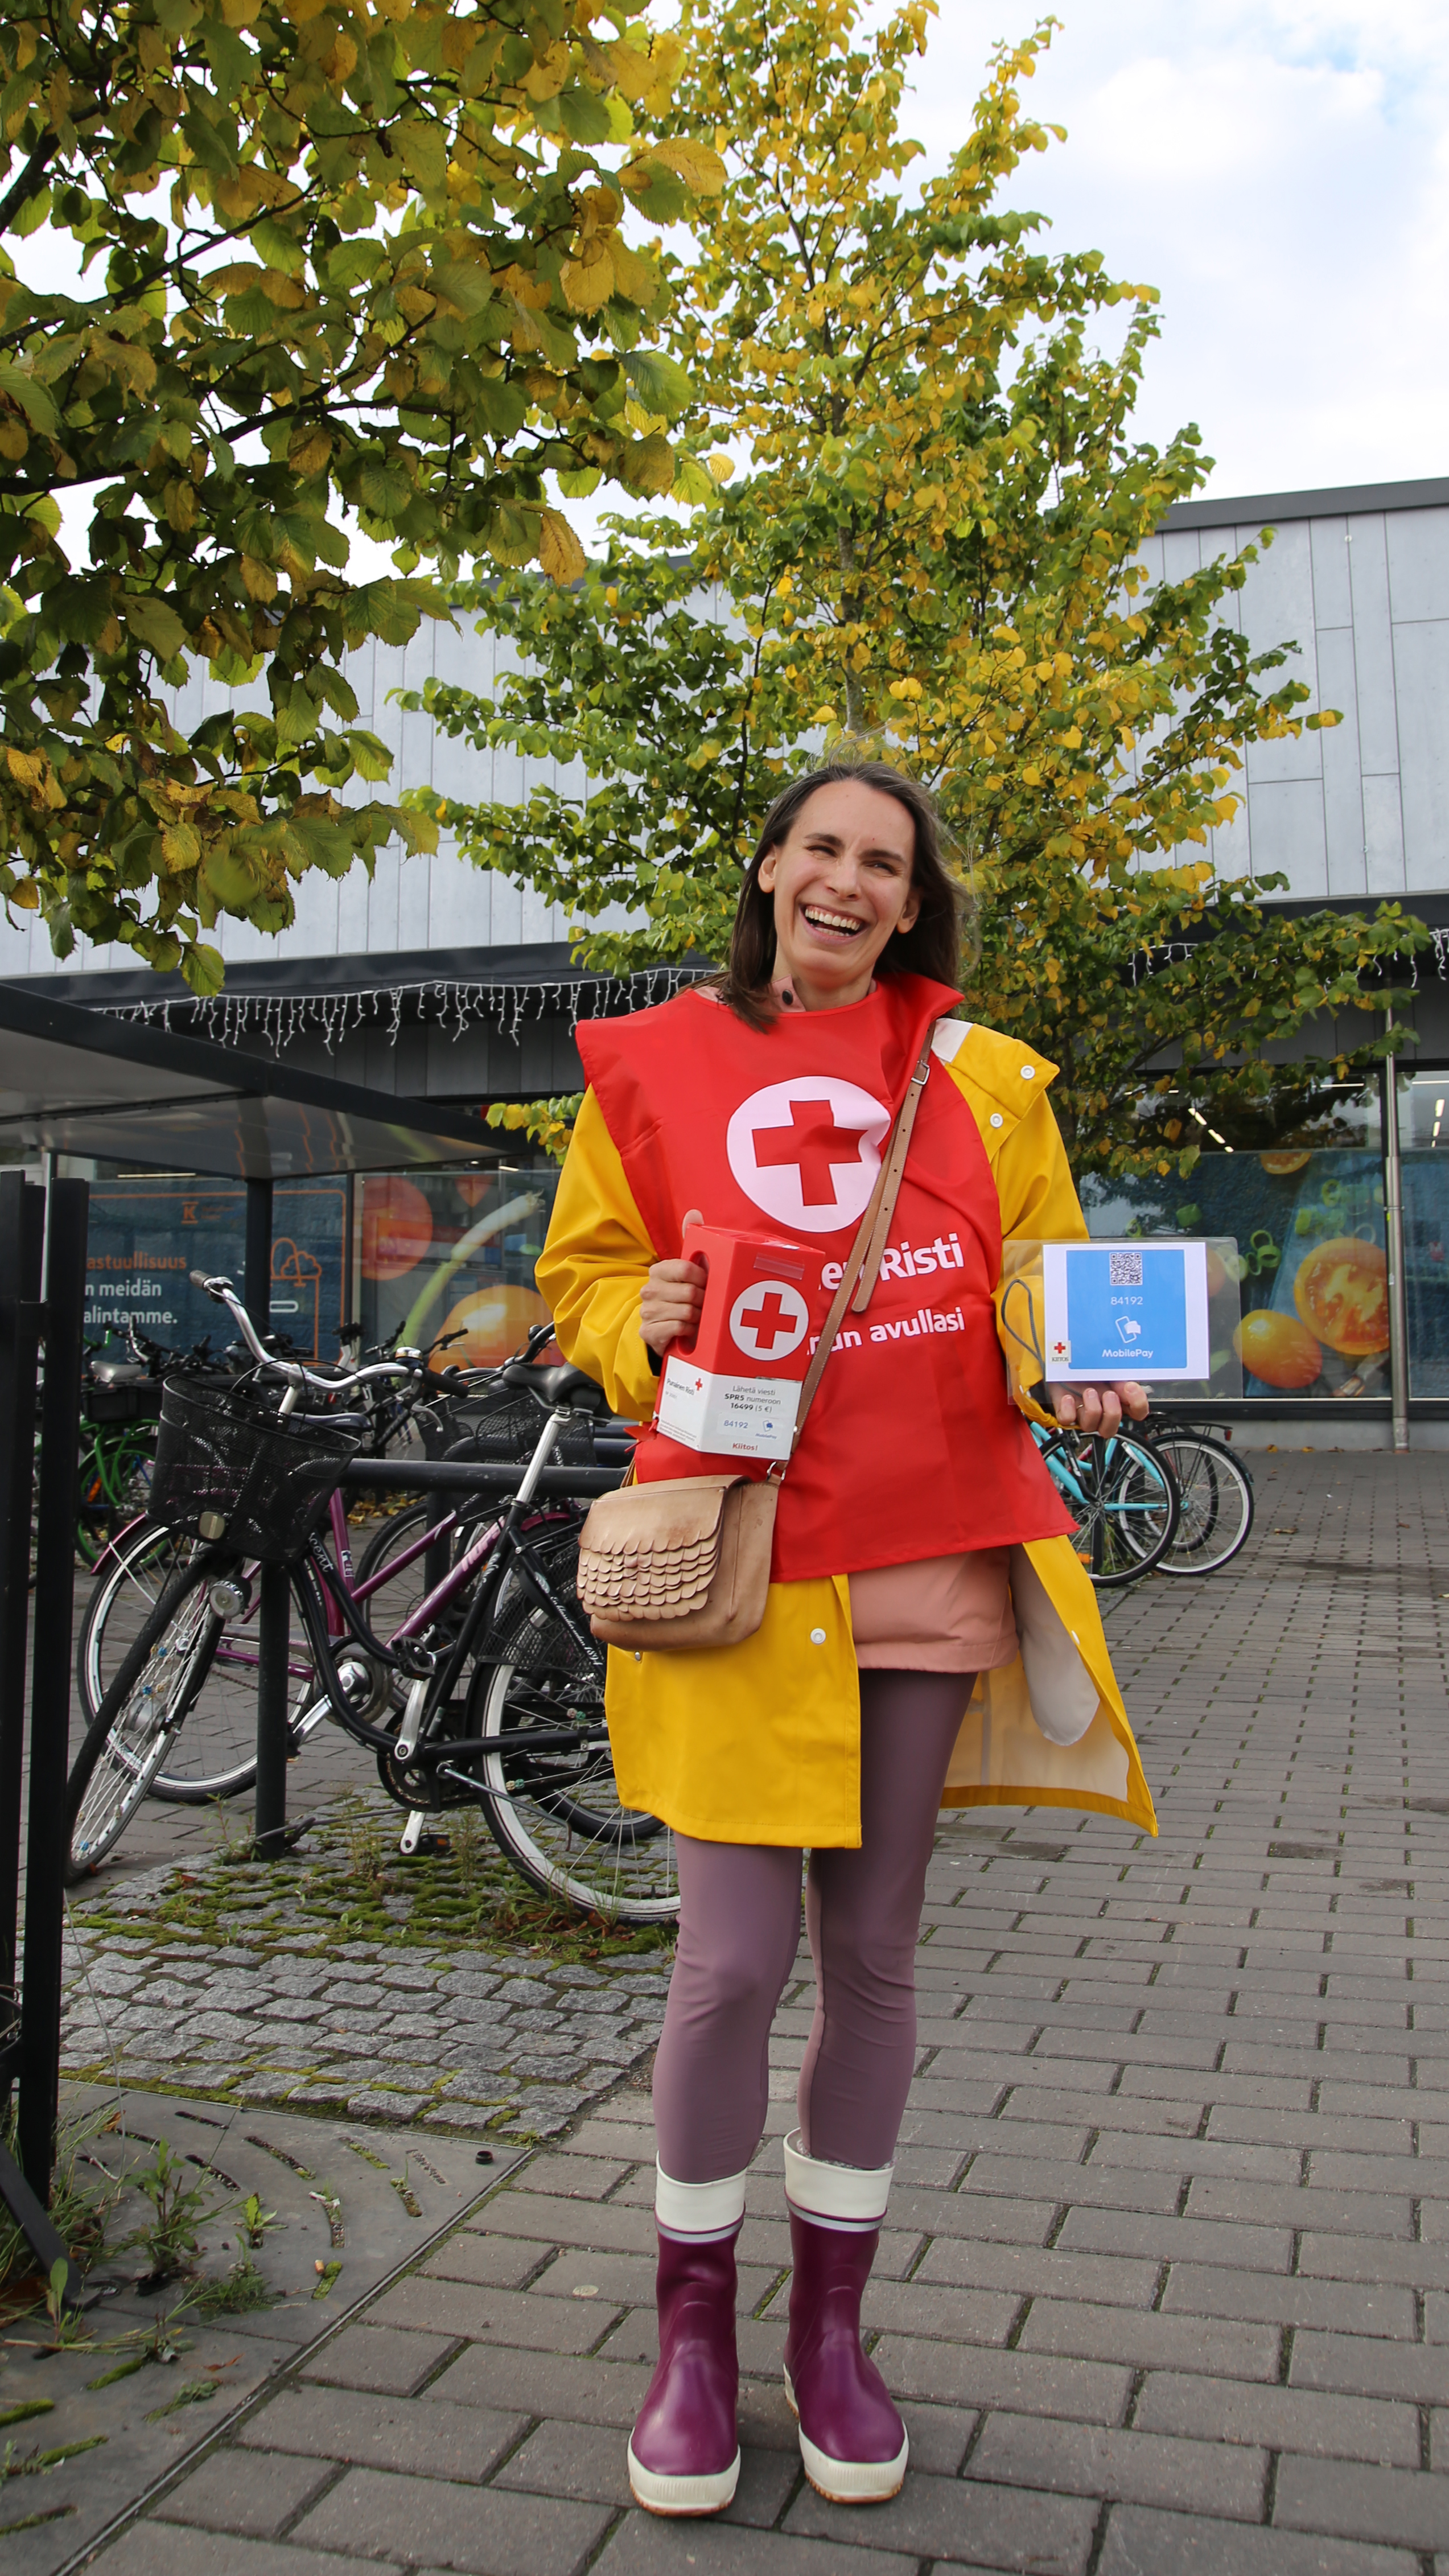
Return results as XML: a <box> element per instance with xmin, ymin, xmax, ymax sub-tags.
<box><xmin>232</xmin><ymin>1450</ymin><xmax>626</xmax><ymax>1855</ymax></box>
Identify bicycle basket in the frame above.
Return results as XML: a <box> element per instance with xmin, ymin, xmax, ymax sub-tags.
<box><xmin>150</xmin><ymin>1376</ymin><xmax>360</xmax><ymax>1564</ymax></box>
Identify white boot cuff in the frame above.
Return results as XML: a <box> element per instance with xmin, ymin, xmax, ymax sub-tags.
<box><xmin>654</xmin><ymin>2160</ymin><xmax>748</xmax><ymax>2239</ymax></box>
<box><xmin>783</xmin><ymin>2130</ymin><xmax>892</xmax><ymax>2227</ymax></box>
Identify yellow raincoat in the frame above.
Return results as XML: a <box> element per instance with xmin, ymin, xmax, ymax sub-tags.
<box><xmin>537</xmin><ymin>1019</ymin><xmax>1156</xmax><ymax>1847</ymax></box>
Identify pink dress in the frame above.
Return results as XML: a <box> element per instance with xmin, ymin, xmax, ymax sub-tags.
<box><xmin>849</xmin><ymin>1551</ymin><xmax>1018</xmax><ymax>1674</ymax></box>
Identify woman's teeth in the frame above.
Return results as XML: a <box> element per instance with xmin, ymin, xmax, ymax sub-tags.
<box><xmin>801</xmin><ymin>906</ymin><xmax>865</xmax><ymax>937</ymax></box>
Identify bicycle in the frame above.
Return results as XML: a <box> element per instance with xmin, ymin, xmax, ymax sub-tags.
<box><xmin>65</xmin><ymin>1275</ymin><xmax>677</xmax><ymax>1924</ymax></box>
<box><xmin>72</xmin><ymin>1318</ymin><xmax>586</xmax><ymax>1795</ymax></box>
<box><xmin>1033</xmin><ymin>1422</ymin><xmax>1180</xmax><ymax>1584</ymax></box>
<box><xmin>1139</xmin><ymin>1421</ymin><xmax>1254</xmax><ymax>1575</ymax></box>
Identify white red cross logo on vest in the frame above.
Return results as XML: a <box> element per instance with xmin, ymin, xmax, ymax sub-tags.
<box><xmin>725</xmin><ymin>1078</ymin><xmax>890</xmax><ymax>1234</ymax></box>
<box><xmin>728</xmin><ymin>1278</ymin><xmax>809</xmax><ymax>1363</ymax></box>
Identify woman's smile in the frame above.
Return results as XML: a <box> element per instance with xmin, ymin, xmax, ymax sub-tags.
<box><xmin>799</xmin><ymin>902</ymin><xmax>870</xmax><ymax>944</ymax></box>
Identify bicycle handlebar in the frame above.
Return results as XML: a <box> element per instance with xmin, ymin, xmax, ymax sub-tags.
<box><xmin>189</xmin><ymin>1273</ymin><xmax>413</xmax><ymax>1400</ymax></box>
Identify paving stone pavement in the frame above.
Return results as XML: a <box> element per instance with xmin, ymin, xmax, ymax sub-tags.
<box><xmin>57</xmin><ymin>1450</ymin><xmax>1449</xmax><ymax>2569</ymax></box>
<box><xmin>60</xmin><ymin>1884</ymin><xmax>672</xmax><ymax>2143</ymax></box>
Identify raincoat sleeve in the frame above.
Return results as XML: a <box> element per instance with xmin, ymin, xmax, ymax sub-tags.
<box><xmin>993</xmin><ymin>1093</ymin><xmax>1089</xmax><ymax>1426</ymax></box>
<box><xmin>534</xmin><ymin>1087</ymin><xmax>660</xmax><ymax>1422</ymax></box>
<box><xmin>935</xmin><ymin>1027</ymin><xmax>1088</xmax><ymax>1428</ymax></box>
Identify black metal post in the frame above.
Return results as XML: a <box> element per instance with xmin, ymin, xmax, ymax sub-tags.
<box><xmin>0</xmin><ymin>1176</ymin><xmax>45</xmax><ymax>2046</ymax></box>
<box><xmin>244</xmin><ymin>1174</ymin><xmax>274</xmax><ymax>1340</ymax></box>
<box><xmin>244</xmin><ymin>1174</ymin><xmax>290</xmax><ymax>1858</ymax></box>
<box><xmin>253</xmin><ymin>1565</ymin><xmax>291</xmax><ymax>1859</ymax></box>
<box><xmin>342</xmin><ymin>1169</ymin><xmax>356</xmax><ymax>1358</ymax></box>
<box><xmin>17</xmin><ymin>1178</ymin><xmax>88</xmax><ymax>2223</ymax></box>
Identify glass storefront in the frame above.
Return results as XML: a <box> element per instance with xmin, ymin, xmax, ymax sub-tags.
<box><xmin>80</xmin><ymin>1158</ymin><xmax>562</xmax><ymax>1368</ymax></box>
<box><xmin>1081</xmin><ymin>1097</ymin><xmax>1393</xmax><ymax>1404</ymax></box>
<box><xmin>87</xmin><ymin>1174</ymin><xmax>350</xmax><ymax>1360</ymax></box>
<box><xmin>69</xmin><ymin>1069</ymin><xmax>1449</xmax><ymax>1403</ymax></box>
<box><xmin>1399</xmin><ymin>1074</ymin><xmax>1449</xmax><ymax>1397</ymax></box>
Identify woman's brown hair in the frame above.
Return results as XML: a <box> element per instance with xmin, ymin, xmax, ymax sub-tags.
<box><xmin>714</xmin><ymin>758</ymin><xmax>968</xmax><ymax>1032</ymax></box>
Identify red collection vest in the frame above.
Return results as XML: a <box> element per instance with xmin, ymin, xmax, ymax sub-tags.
<box><xmin>576</xmin><ymin>972</ymin><xmax>1073</xmax><ymax>1582</ymax></box>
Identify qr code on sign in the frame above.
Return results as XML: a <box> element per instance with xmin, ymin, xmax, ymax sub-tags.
<box><xmin>1109</xmin><ymin>1250</ymin><xmax>1143</xmax><ymax>1286</ymax></box>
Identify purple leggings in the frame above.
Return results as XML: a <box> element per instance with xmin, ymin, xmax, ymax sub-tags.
<box><xmin>652</xmin><ymin>1669</ymin><xmax>973</xmax><ymax>2181</ymax></box>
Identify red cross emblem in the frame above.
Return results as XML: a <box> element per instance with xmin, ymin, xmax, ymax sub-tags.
<box><xmin>726</xmin><ymin>1077</ymin><xmax>888</xmax><ymax>1234</ymax></box>
<box><xmin>752</xmin><ymin>1100</ymin><xmax>868</xmax><ymax>1208</ymax></box>
<box><xmin>728</xmin><ymin>1277</ymin><xmax>809</xmax><ymax>1363</ymax></box>
<box><xmin>735</xmin><ymin>1289</ymin><xmax>793</xmax><ymax>1352</ymax></box>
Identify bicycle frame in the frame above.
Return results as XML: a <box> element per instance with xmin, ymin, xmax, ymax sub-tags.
<box><xmin>274</xmin><ymin>1402</ymin><xmax>611</xmax><ymax>1780</ymax></box>
<box><xmin>1033</xmin><ymin>1423</ymin><xmax>1167</xmax><ymax>1519</ymax></box>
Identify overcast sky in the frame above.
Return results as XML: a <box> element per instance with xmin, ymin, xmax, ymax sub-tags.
<box><xmin>908</xmin><ymin>1</ymin><xmax>1449</xmax><ymax>503</ymax></box>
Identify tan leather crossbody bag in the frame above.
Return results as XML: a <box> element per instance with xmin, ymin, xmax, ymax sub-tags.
<box><xmin>575</xmin><ymin>1038</ymin><xmax>935</xmax><ymax>1653</ymax></box>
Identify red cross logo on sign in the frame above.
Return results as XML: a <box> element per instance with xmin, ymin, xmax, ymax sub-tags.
<box><xmin>726</xmin><ymin>1078</ymin><xmax>890</xmax><ymax>1233</ymax></box>
<box><xmin>729</xmin><ymin>1278</ymin><xmax>809</xmax><ymax>1363</ymax></box>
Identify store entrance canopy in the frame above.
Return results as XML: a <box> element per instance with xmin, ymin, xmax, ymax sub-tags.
<box><xmin>0</xmin><ymin>983</ymin><xmax>499</xmax><ymax>1180</ymax></box>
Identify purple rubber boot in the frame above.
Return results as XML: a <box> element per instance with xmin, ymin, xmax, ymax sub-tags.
<box><xmin>783</xmin><ymin>2187</ymin><xmax>908</xmax><ymax>2503</ymax></box>
<box><xmin>627</xmin><ymin>2224</ymin><xmax>742</xmax><ymax>2515</ymax></box>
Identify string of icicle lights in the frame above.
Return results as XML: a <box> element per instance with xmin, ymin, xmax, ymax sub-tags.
<box><xmin>101</xmin><ymin>962</ymin><xmax>711</xmax><ymax>1052</ymax></box>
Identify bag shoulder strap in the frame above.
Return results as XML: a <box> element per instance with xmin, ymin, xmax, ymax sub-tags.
<box><xmin>773</xmin><ymin>1031</ymin><xmax>935</xmax><ymax>1481</ymax></box>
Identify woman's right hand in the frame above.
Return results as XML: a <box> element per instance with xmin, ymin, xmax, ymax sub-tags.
<box><xmin>639</xmin><ymin>1207</ymin><xmax>706</xmax><ymax>1357</ymax></box>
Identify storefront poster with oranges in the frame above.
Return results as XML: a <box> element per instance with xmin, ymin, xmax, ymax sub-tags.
<box><xmin>1084</xmin><ymin>1148</ymin><xmax>1391</xmax><ymax>1401</ymax></box>
<box><xmin>357</xmin><ymin>1166</ymin><xmax>562</xmax><ymax>1368</ymax></box>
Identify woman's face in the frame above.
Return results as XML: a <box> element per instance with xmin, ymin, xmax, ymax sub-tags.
<box><xmin>756</xmin><ymin>779</ymin><xmax>920</xmax><ymax>1011</ymax></box>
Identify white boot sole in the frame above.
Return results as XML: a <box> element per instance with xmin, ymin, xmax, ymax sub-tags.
<box><xmin>627</xmin><ymin>2439</ymin><xmax>740</xmax><ymax>2516</ymax></box>
<box><xmin>784</xmin><ymin>2367</ymin><xmax>909</xmax><ymax>2504</ymax></box>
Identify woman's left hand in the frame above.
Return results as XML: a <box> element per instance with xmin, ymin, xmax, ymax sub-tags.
<box><xmin>1052</xmin><ymin>1382</ymin><xmax>1149</xmax><ymax>1435</ymax></box>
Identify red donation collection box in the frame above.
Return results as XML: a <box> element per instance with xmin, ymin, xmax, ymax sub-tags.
<box><xmin>655</xmin><ymin>1223</ymin><xmax>823</xmax><ymax>1463</ymax></box>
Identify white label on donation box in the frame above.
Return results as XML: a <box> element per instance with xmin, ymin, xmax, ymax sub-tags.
<box><xmin>656</xmin><ymin>1357</ymin><xmax>804</xmax><ymax>1461</ymax></box>
<box><xmin>1042</xmin><ymin>1238</ymin><xmax>1211</xmax><ymax>1382</ymax></box>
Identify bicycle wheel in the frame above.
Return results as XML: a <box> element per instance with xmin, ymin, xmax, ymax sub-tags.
<box><xmin>1151</xmin><ymin>1434</ymin><xmax>1254</xmax><ymax>1574</ymax></box>
<box><xmin>151</xmin><ymin>1497</ymin><xmax>446</xmax><ymax>1801</ymax></box>
<box><xmin>1039</xmin><ymin>1429</ymin><xmax>1179</xmax><ymax>1585</ymax></box>
<box><xmin>76</xmin><ymin>1520</ymin><xmax>191</xmax><ymax>1723</ymax></box>
<box><xmin>107</xmin><ymin>1427</ymin><xmax>157</xmax><ymax>1525</ymax></box>
<box><xmin>67</xmin><ymin>1558</ymin><xmax>228</xmax><ymax>1879</ymax></box>
<box><xmin>77</xmin><ymin>1519</ymin><xmax>274</xmax><ymax>1801</ymax></box>
<box><xmin>468</xmin><ymin>1573</ymin><xmax>678</xmax><ymax>1924</ymax></box>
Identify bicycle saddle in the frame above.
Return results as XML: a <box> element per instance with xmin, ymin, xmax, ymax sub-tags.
<box><xmin>92</xmin><ymin>1360</ymin><xmax>150</xmax><ymax>1386</ymax></box>
<box><xmin>498</xmin><ymin>1359</ymin><xmax>610</xmax><ymax>1414</ymax></box>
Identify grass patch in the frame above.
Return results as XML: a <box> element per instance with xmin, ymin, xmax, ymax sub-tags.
<box><xmin>0</xmin><ymin>2102</ymin><xmax>124</xmax><ymax>2295</ymax></box>
<box><xmin>71</xmin><ymin>1790</ymin><xmax>673</xmax><ymax>1969</ymax></box>
<box><xmin>196</xmin><ymin>2260</ymin><xmax>274</xmax><ymax>2316</ymax></box>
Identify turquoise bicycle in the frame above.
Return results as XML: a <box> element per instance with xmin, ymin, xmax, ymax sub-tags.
<box><xmin>1032</xmin><ymin>1423</ymin><xmax>1179</xmax><ymax>1585</ymax></box>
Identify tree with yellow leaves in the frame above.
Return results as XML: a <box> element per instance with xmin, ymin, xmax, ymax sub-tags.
<box><xmin>0</xmin><ymin>0</ymin><xmax>723</xmax><ymax>987</ymax></box>
<box><xmin>411</xmin><ymin>1</ymin><xmax>1422</xmax><ymax>1175</ymax></box>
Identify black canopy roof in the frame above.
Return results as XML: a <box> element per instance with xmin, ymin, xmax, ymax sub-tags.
<box><xmin>0</xmin><ymin>982</ymin><xmax>497</xmax><ymax>1180</ymax></box>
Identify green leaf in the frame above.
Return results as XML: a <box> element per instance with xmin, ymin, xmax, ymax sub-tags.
<box><xmin>346</xmin><ymin>729</ymin><xmax>395</xmax><ymax>783</ymax></box>
<box><xmin>199</xmin><ymin>845</ymin><xmax>260</xmax><ymax>909</ymax></box>
<box><xmin>0</xmin><ymin>362</ymin><xmax>57</xmax><ymax>435</ymax></box>
<box><xmin>121</xmin><ymin>596</ymin><xmax>189</xmax><ymax>661</ymax></box>
<box><xmin>624</xmin><ymin>351</ymin><xmax>693</xmax><ymax>419</ymax></box>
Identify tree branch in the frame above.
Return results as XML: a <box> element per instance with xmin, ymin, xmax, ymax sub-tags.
<box><xmin>0</xmin><ymin>131</ymin><xmax>60</xmax><ymax>238</ymax></box>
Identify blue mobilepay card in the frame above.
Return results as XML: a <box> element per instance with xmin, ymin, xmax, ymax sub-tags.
<box><xmin>1042</xmin><ymin>1240</ymin><xmax>1210</xmax><ymax>1382</ymax></box>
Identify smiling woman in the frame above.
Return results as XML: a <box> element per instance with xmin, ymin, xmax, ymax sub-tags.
<box><xmin>535</xmin><ymin>754</ymin><xmax>1156</xmax><ymax>2522</ymax></box>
